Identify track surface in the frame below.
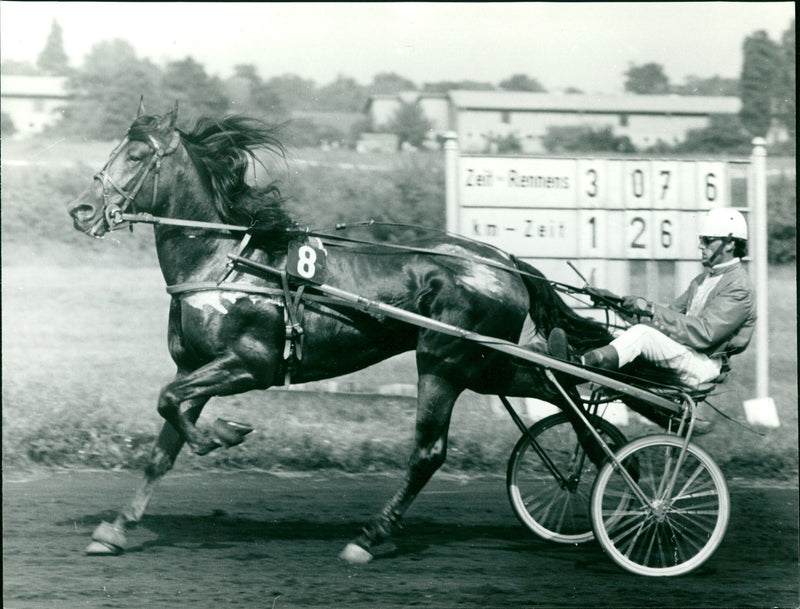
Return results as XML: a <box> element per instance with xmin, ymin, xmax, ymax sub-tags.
<box><xmin>3</xmin><ymin>470</ymin><xmax>798</xmax><ymax>608</ymax></box>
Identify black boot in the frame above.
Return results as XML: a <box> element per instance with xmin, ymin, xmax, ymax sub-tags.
<box><xmin>547</xmin><ymin>328</ymin><xmax>582</xmax><ymax>385</ymax></box>
<box><xmin>547</xmin><ymin>328</ymin><xmax>576</xmax><ymax>362</ymax></box>
<box><xmin>581</xmin><ymin>345</ymin><xmax>619</xmax><ymax>370</ymax></box>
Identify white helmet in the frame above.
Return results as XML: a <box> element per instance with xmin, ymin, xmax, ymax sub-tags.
<box><xmin>699</xmin><ymin>208</ymin><xmax>748</xmax><ymax>240</ymax></box>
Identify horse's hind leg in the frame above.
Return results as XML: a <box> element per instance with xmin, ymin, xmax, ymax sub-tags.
<box><xmin>340</xmin><ymin>373</ymin><xmax>461</xmax><ymax>563</ymax></box>
<box><xmin>86</xmin><ymin>396</ymin><xmax>209</xmax><ymax>555</ymax></box>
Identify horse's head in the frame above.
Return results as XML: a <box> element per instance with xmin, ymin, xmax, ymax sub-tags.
<box><xmin>68</xmin><ymin>99</ymin><xmax>182</xmax><ymax>237</ymax></box>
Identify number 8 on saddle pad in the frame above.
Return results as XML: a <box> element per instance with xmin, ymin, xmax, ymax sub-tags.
<box><xmin>287</xmin><ymin>238</ymin><xmax>328</xmax><ymax>284</ymax></box>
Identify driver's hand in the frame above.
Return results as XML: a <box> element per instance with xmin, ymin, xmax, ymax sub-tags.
<box><xmin>621</xmin><ymin>295</ymin><xmax>640</xmax><ymax>310</ymax></box>
<box><xmin>621</xmin><ymin>295</ymin><xmax>653</xmax><ymax>318</ymax></box>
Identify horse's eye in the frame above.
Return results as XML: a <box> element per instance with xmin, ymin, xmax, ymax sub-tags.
<box><xmin>128</xmin><ymin>153</ymin><xmax>144</xmax><ymax>162</ymax></box>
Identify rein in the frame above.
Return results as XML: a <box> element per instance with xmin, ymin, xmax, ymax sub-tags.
<box><xmin>114</xmin><ymin>211</ymin><xmax>606</xmax><ymax>303</ymax></box>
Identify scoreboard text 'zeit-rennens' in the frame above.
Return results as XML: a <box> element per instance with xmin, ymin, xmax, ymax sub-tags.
<box><xmin>442</xmin><ymin>134</ymin><xmax>772</xmax><ymax>413</ymax></box>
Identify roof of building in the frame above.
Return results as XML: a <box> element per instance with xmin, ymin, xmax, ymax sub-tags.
<box><xmin>447</xmin><ymin>90</ymin><xmax>741</xmax><ymax>114</ymax></box>
<box><xmin>1</xmin><ymin>75</ymin><xmax>70</xmax><ymax>98</ymax></box>
<box><xmin>364</xmin><ymin>90</ymin><xmax>448</xmax><ymax>111</ymax></box>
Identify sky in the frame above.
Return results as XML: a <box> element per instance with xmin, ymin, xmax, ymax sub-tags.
<box><xmin>0</xmin><ymin>2</ymin><xmax>794</xmax><ymax>94</ymax></box>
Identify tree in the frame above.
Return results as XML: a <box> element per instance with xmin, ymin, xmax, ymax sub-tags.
<box><xmin>265</xmin><ymin>74</ymin><xmax>318</xmax><ymax>111</ymax></box>
<box><xmin>422</xmin><ymin>80</ymin><xmax>494</xmax><ymax>92</ymax></box>
<box><xmin>228</xmin><ymin>64</ymin><xmax>285</xmax><ymax>119</ymax></box>
<box><xmin>58</xmin><ymin>39</ymin><xmax>163</xmax><ymax>138</ymax></box>
<box><xmin>677</xmin><ymin>115</ymin><xmax>751</xmax><ymax>154</ymax></box>
<box><xmin>499</xmin><ymin>74</ymin><xmax>546</xmax><ymax>92</ymax></box>
<box><xmin>316</xmin><ymin>75</ymin><xmax>368</xmax><ymax>112</ymax></box>
<box><xmin>2</xmin><ymin>112</ymin><xmax>17</xmax><ymax>137</ymax></box>
<box><xmin>36</xmin><ymin>20</ymin><xmax>69</xmax><ymax>74</ymax></box>
<box><xmin>161</xmin><ymin>57</ymin><xmax>230</xmax><ymax>123</ymax></box>
<box><xmin>542</xmin><ymin>125</ymin><xmax>635</xmax><ymax>153</ymax></box>
<box><xmin>484</xmin><ymin>132</ymin><xmax>521</xmax><ymax>153</ymax></box>
<box><xmin>564</xmin><ymin>87</ymin><xmax>584</xmax><ymax>94</ymax></box>
<box><xmin>370</xmin><ymin>72</ymin><xmax>416</xmax><ymax>95</ymax></box>
<box><xmin>624</xmin><ymin>62</ymin><xmax>670</xmax><ymax>94</ymax></box>
<box><xmin>740</xmin><ymin>30</ymin><xmax>781</xmax><ymax>137</ymax></box>
<box><xmin>1</xmin><ymin>59</ymin><xmax>38</xmax><ymax>75</ymax></box>
<box><xmin>672</xmin><ymin>75</ymin><xmax>739</xmax><ymax>96</ymax></box>
<box><xmin>776</xmin><ymin>19</ymin><xmax>795</xmax><ymax>139</ymax></box>
<box><xmin>387</xmin><ymin>101</ymin><xmax>432</xmax><ymax>149</ymax></box>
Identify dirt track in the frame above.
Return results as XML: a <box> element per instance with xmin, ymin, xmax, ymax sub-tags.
<box><xmin>2</xmin><ymin>470</ymin><xmax>797</xmax><ymax>608</ymax></box>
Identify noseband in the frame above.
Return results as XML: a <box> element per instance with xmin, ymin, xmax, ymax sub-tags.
<box><xmin>92</xmin><ymin>129</ymin><xmax>181</xmax><ymax>234</ymax></box>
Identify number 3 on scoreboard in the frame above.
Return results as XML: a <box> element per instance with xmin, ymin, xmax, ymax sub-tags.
<box><xmin>287</xmin><ymin>240</ymin><xmax>327</xmax><ymax>283</ymax></box>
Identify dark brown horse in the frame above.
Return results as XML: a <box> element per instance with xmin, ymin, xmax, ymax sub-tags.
<box><xmin>68</xmin><ymin>103</ymin><xmax>628</xmax><ymax>562</ymax></box>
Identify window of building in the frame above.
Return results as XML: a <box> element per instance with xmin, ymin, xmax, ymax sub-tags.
<box><xmin>619</xmin><ymin>113</ymin><xmax>629</xmax><ymax>127</ymax></box>
<box><xmin>501</xmin><ymin>111</ymin><xmax>511</xmax><ymax>124</ymax></box>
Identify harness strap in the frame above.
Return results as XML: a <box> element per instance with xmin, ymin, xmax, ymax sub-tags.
<box><xmin>280</xmin><ymin>269</ymin><xmax>307</xmax><ymax>385</ymax></box>
<box><xmin>217</xmin><ymin>233</ymin><xmax>253</xmax><ymax>285</ymax></box>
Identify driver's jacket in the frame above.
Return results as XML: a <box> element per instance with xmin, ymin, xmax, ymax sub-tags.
<box><xmin>650</xmin><ymin>259</ymin><xmax>756</xmax><ymax>357</ymax></box>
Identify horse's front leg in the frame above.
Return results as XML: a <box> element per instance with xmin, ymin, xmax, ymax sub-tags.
<box><xmin>157</xmin><ymin>353</ymin><xmax>261</xmax><ymax>455</ymax></box>
<box><xmin>86</xmin><ymin>394</ymin><xmax>209</xmax><ymax>555</ymax></box>
<box><xmin>340</xmin><ymin>373</ymin><xmax>461</xmax><ymax>563</ymax></box>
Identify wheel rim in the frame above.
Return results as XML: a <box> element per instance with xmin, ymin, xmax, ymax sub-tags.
<box><xmin>508</xmin><ymin>414</ymin><xmax>625</xmax><ymax>544</ymax></box>
<box><xmin>592</xmin><ymin>436</ymin><xmax>729</xmax><ymax>576</ymax></box>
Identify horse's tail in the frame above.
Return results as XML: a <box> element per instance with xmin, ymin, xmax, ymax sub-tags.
<box><xmin>511</xmin><ymin>255</ymin><xmax>683</xmax><ymax>424</ymax></box>
<box><xmin>510</xmin><ymin>256</ymin><xmax>611</xmax><ymax>353</ymax></box>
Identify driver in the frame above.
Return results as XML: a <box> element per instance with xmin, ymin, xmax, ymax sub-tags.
<box><xmin>548</xmin><ymin>207</ymin><xmax>757</xmax><ymax>391</ymax></box>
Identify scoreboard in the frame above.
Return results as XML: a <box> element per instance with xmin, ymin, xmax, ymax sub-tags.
<box><xmin>448</xmin><ymin>152</ymin><xmax>750</xmax><ymax>302</ymax></box>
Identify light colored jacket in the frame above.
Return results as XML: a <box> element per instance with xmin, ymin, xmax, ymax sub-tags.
<box><xmin>650</xmin><ymin>260</ymin><xmax>756</xmax><ymax>356</ymax></box>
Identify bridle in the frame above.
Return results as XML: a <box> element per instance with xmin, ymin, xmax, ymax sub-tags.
<box><xmin>90</xmin><ymin>129</ymin><xmax>181</xmax><ymax>236</ymax></box>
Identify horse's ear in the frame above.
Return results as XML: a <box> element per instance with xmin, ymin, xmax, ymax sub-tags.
<box><xmin>168</xmin><ymin>100</ymin><xmax>179</xmax><ymax>128</ymax></box>
<box><xmin>136</xmin><ymin>96</ymin><xmax>146</xmax><ymax>118</ymax></box>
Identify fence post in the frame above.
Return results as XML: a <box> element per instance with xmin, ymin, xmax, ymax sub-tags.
<box><xmin>443</xmin><ymin>132</ymin><xmax>459</xmax><ymax>234</ymax></box>
<box><xmin>743</xmin><ymin>137</ymin><xmax>778</xmax><ymax>427</ymax></box>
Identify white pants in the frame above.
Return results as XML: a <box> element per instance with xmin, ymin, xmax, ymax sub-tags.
<box><xmin>610</xmin><ymin>324</ymin><xmax>722</xmax><ymax>389</ymax></box>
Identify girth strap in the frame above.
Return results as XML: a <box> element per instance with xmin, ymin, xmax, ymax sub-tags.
<box><xmin>280</xmin><ymin>269</ymin><xmax>306</xmax><ymax>385</ymax></box>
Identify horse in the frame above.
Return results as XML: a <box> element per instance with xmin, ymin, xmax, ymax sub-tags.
<box><xmin>67</xmin><ymin>102</ymin><xmax>657</xmax><ymax>562</ymax></box>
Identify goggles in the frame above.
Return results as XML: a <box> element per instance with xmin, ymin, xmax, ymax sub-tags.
<box><xmin>699</xmin><ymin>236</ymin><xmax>722</xmax><ymax>247</ymax></box>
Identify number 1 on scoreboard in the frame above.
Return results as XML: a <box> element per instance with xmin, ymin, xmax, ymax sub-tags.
<box><xmin>578</xmin><ymin>210</ymin><xmax>609</xmax><ymax>257</ymax></box>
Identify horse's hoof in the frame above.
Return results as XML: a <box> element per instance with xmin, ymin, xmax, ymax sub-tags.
<box><xmin>339</xmin><ymin>543</ymin><xmax>373</xmax><ymax>564</ymax></box>
<box><xmin>86</xmin><ymin>540</ymin><xmax>123</xmax><ymax>556</ymax></box>
<box><xmin>89</xmin><ymin>520</ymin><xmax>126</xmax><ymax>551</ymax></box>
<box><xmin>213</xmin><ymin>418</ymin><xmax>254</xmax><ymax>448</ymax></box>
<box><xmin>192</xmin><ymin>439</ymin><xmax>223</xmax><ymax>456</ymax></box>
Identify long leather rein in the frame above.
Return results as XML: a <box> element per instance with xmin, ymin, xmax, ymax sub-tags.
<box><xmin>112</xmin><ymin>211</ymin><xmax>603</xmax><ymax>303</ymax></box>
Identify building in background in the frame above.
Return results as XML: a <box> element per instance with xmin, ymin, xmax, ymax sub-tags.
<box><xmin>1</xmin><ymin>75</ymin><xmax>70</xmax><ymax>138</ymax></box>
<box><xmin>365</xmin><ymin>90</ymin><xmax>741</xmax><ymax>153</ymax></box>
<box><xmin>365</xmin><ymin>91</ymin><xmax>449</xmax><ymax>132</ymax></box>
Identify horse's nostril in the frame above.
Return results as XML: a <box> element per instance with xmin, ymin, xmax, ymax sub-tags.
<box><xmin>70</xmin><ymin>203</ymin><xmax>97</xmax><ymax>220</ymax></box>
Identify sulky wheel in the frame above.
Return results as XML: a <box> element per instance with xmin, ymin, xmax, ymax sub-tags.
<box><xmin>507</xmin><ymin>412</ymin><xmax>627</xmax><ymax>544</ymax></box>
<box><xmin>590</xmin><ymin>434</ymin><xmax>730</xmax><ymax>577</ymax></box>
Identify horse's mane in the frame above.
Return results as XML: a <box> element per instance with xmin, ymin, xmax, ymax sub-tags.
<box><xmin>179</xmin><ymin>116</ymin><xmax>295</xmax><ymax>229</ymax></box>
<box><xmin>131</xmin><ymin>114</ymin><xmax>297</xmax><ymax>251</ymax></box>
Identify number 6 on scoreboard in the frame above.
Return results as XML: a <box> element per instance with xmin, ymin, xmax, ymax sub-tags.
<box><xmin>696</xmin><ymin>162</ymin><xmax>728</xmax><ymax>206</ymax></box>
